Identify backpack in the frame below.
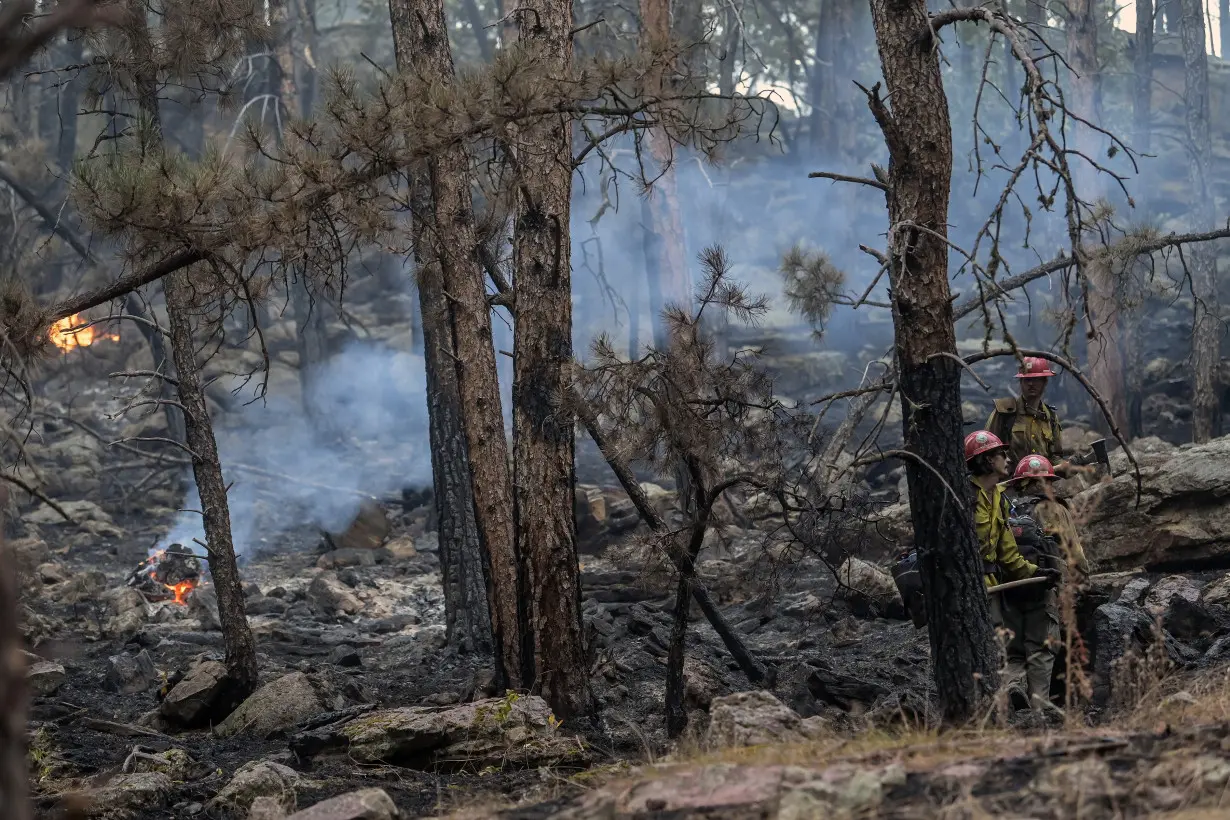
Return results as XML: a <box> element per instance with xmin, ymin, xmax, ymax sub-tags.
<box><xmin>891</xmin><ymin>550</ymin><xmax>928</xmax><ymax>629</ymax></box>
<box><xmin>1008</xmin><ymin>497</ymin><xmax>1061</xmax><ymax>571</ymax></box>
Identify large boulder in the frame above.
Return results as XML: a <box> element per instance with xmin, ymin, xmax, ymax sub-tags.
<box><xmin>324</xmin><ymin>694</ymin><xmax>587</xmax><ymax>770</ymax></box>
<box><xmin>215</xmin><ymin>672</ymin><xmax>325</xmax><ymax>739</ymax></box>
<box><xmin>210</xmin><ymin>760</ymin><xmax>301</xmax><ymax>815</ymax></box>
<box><xmin>159</xmin><ymin>659</ymin><xmax>232</xmax><ymax>728</ymax></box>
<box><xmin>834</xmin><ymin>557</ymin><xmax>903</xmax><ymax>617</ymax></box>
<box><xmin>285</xmin><ymin>788</ymin><xmax>398</xmax><ymax>820</ymax></box>
<box><xmin>1078</xmin><ymin>436</ymin><xmax>1230</xmax><ymax>570</ymax></box>
<box><xmin>706</xmin><ymin>691</ymin><xmax>828</xmax><ymax>748</ymax></box>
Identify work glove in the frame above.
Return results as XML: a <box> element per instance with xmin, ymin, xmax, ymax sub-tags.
<box><xmin>1033</xmin><ymin>567</ymin><xmax>1062</xmax><ymax>587</ymax></box>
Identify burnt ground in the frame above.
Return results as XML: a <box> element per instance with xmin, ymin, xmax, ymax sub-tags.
<box><xmin>22</xmin><ymin>477</ymin><xmax>941</xmax><ymax>819</ymax></box>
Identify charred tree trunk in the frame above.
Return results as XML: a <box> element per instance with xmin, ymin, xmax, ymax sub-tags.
<box><xmin>56</xmin><ymin>33</ymin><xmax>83</xmax><ymax>175</ymax></box>
<box><xmin>868</xmin><ymin>0</ymin><xmax>999</xmax><ymax>723</ymax></box>
<box><xmin>126</xmin><ymin>0</ymin><xmax>258</xmax><ymax>698</ymax></box>
<box><xmin>0</xmin><ymin>487</ymin><xmax>31</xmax><ymax>820</ymax></box>
<box><xmin>124</xmin><ymin>294</ymin><xmax>186</xmax><ymax>444</ymax></box>
<box><xmin>718</xmin><ymin>0</ymin><xmax>738</xmax><ymax>100</ymax></box>
<box><xmin>810</xmin><ymin>0</ymin><xmax>838</xmax><ymax>150</ymax></box>
<box><xmin>1126</xmin><ymin>0</ymin><xmax>1154</xmax><ymax>439</ymax></box>
<box><xmin>270</xmin><ymin>0</ymin><xmax>333</xmax><ymax>430</ymax></box>
<box><xmin>1179</xmin><ymin>0</ymin><xmax>1221</xmax><ymax>442</ymax></box>
<box><xmin>1134</xmin><ymin>0</ymin><xmax>1153</xmax><ymax>157</ymax></box>
<box><xmin>1222</xmin><ymin>0</ymin><xmax>1229</xmax><ymax>61</ymax></box>
<box><xmin>459</xmin><ymin>0</ymin><xmax>494</xmax><ymax>61</ymax></box>
<box><xmin>511</xmin><ymin>0</ymin><xmax>591</xmax><ymax>718</ymax></box>
<box><xmin>389</xmin><ymin>0</ymin><xmax>521</xmax><ymax>675</ymax></box>
<box><xmin>639</xmin><ymin>0</ymin><xmax>691</xmax><ymax>350</ymax></box>
<box><xmin>1067</xmin><ymin>0</ymin><xmax>1128</xmax><ymax>434</ymax></box>
<box><xmin>298</xmin><ymin>0</ymin><xmax>318</xmax><ymax>117</ymax></box>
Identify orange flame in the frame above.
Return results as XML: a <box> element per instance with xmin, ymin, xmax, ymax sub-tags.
<box><xmin>49</xmin><ymin>314</ymin><xmax>120</xmax><ymax>352</ymax></box>
<box><xmin>163</xmin><ymin>580</ymin><xmax>196</xmax><ymax>606</ymax></box>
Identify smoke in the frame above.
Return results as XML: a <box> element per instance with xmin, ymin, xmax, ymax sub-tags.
<box><xmin>155</xmin><ymin>342</ymin><xmax>431</xmax><ymax>561</ymax></box>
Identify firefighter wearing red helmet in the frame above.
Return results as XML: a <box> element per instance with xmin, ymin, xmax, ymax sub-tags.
<box><xmin>1002</xmin><ymin>453</ymin><xmax>1090</xmax><ymax>716</ymax></box>
<box><xmin>986</xmin><ymin>356</ymin><xmax>1070</xmax><ymax>476</ymax></box>
<box><xmin>963</xmin><ymin>431</ymin><xmax>1057</xmax><ymax>595</ymax></box>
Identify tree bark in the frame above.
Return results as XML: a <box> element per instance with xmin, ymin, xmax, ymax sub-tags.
<box><xmin>125</xmin><ymin>0</ymin><xmax>258</xmax><ymax>698</ymax></box>
<box><xmin>1067</xmin><ymin>0</ymin><xmax>1128</xmax><ymax>434</ymax></box>
<box><xmin>124</xmin><ymin>293</ymin><xmax>186</xmax><ymax>444</ymax></box>
<box><xmin>1134</xmin><ymin>0</ymin><xmax>1153</xmax><ymax>157</ymax></box>
<box><xmin>867</xmin><ymin>0</ymin><xmax>999</xmax><ymax>723</ymax></box>
<box><xmin>639</xmin><ymin>0</ymin><xmax>691</xmax><ymax>350</ymax></box>
<box><xmin>388</xmin><ymin>0</ymin><xmax>521</xmax><ymax>677</ymax></box>
<box><xmin>1179</xmin><ymin>0</ymin><xmax>1221</xmax><ymax>442</ymax></box>
<box><xmin>56</xmin><ymin>33</ymin><xmax>83</xmax><ymax>175</ymax></box>
<box><xmin>511</xmin><ymin>0</ymin><xmax>591</xmax><ymax>718</ymax></box>
<box><xmin>0</xmin><ymin>486</ymin><xmax>31</xmax><ymax>820</ymax></box>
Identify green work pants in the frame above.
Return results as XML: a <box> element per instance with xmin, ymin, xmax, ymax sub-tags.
<box><xmin>1002</xmin><ymin>586</ymin><xmax>1060</xmax><ymax>703</ymax></box>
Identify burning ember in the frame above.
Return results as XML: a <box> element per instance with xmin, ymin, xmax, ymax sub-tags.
<box><xmin>127</xmin><ymin>543</ymin><xmax>202</xmax><ymax>605</ymax></box>
<box><xmin>49</xmin><ymin>313</ymin><xmax>120</xmax><ymax>352</ymax></box>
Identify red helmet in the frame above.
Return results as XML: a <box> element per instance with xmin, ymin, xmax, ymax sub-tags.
<box><xmin>1014</xmin><ymin>356</ymin><xmax>1056</xmax><ymax>379</ymax></box>
<box><xmin>964</xmin><ymin>430</ymin><xmax>1007</xmax><ymax>461</ymax></box>
<box><xmin>1012</xmin><ymin>454</ymin><xmax>1057</xmax><ymax>482</ymax></box>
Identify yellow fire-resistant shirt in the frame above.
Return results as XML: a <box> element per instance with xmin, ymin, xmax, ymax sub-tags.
<box><xmin>971</xmin><ymin>478</ymin><xmax>1037</xmax><ymax>587</ymax></box>
<box><xmin>986</xmin><ymin>396</ymin><xmax>1064</xmax><ymax>472</ymax></box>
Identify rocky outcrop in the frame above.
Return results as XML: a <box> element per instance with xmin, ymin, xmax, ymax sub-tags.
<box><xmin>705</xmin><ymin>691</ymin><xmax>828</xmax><ymax>748</ymax></box>
<box><xmin>1078</xmin><ymin>436</ymin><xmax>1230</xmax><ymax>571</ymax></box>
<box><xmin>292</xmin><ymin>694</ymin><xmax>587</xmax><ymax>771</ymax></box>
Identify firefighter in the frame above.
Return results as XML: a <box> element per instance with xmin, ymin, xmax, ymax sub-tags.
<box><xmin>986</xmin><ymin>356</ymin><xmax>1073</xmax><ymax>476</ymax></box>
<box><xmin>1005</xmin><ymin>454</ymin><xmax>1090</xmax><ymax>715</ymax></box>
<box><xmin>964</xmin><ymin>431</ymin><xmax>1059</xmax><ymax>604</ymax></box>
<box><xmin>966</xmin><ymin>431</ymin><xmax>1061</xmax><ymax>713</ymax></box>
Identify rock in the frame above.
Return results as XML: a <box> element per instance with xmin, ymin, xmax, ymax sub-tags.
<box><xmin>36</xmin><ymin>561</ymin><xmax>68</xmax><ymax>585</ymax></box>
<box><xmin>285</xmin><ymin>788</ymin><xmax>397</xmax><ymax>820</ymax></box>
<box><xmin>77</xmin><ymin>772</ymin><xmax>173</xmax><ymax>819</ymax></box>
<box><xmin>683</xmin><ymin>659</ymin><xmax>725</xmax><ymax>710</ymax></box>
<box><xmin>159</xmin><ymin>659</ymin><xmax>231</xmax><ymax>728</ymax></box>
<box><xmin>383</xmin><ymin>536</ymin><xmax>416</xmax><ymax>560</ymax></box>
<box><xmin>9</xmin><ymin>537</ymin><xmax>49</xmax><ymax>578</ymax></box>
<box><xmin>247</xmin><ymin>595</ymin><xmax>289</xmax><ymax>616</ymax></box>
<box><xmin>562</xmin><ymin>762</ymin><xmax>905</xmax><ymax>817</ymax></box>
<box><xmin>327</xmin><ymin>694</ymin><xmax>587</xmax><ymax>770</ymax></box>
<box><xmin>28</xmin><ymin>660</ymin><xmax>66</xmax><ymax>696</ymax></box>
<box><xmin>211</xmin><ymin>761</ymin><xmax>301</xmax><ymax>815</ymax></box>
<box><xmin>51</xmin><ymin>570</ymin><xmax>106</xmax><ymax>604</ymax></box>
<box><xmin>835</xmin><ymin>557</ymin><xmax>903</xmax><ymax>615</ymax></box>
<box><xmin>328</xmin><ymin>502</ymin><xmax>389</xmax><ymax>551</ymax></box>
<box><xmin>215</xmin><ymin>672</ymin><xmax>325</xmax><ymax>739</ymax></box>
<box><xmin>1090</xmin><ymin>603</ymin><xmax>1156</xmax><ymax>707</ymax></box>
<box><xmin>128</xmin><ymin>748</ymin><xmax>198</xmax><ymax>780</ymax></box>
<box><xmin>317</xmin><ymin>549</ymin><xmax>378</xmax><ymax>569</ymax></box>
<box><xmin>1118</xmin><ymin>576</ymin><xmax>1152</xmax><ymax>606</ymax></box>
<box><xmin>307</xmin><ymin>573</ymin><xmax>365</xmax><ymax>616</ymax></box>
<box><xmin>28</xmin><ymin>499</ymin><xmax>112</xmax><ymax>525</ymax></box>
<box><xmin>1079</xmin><ymin>436</ymin><xmax>1230</xmax><ymax>570</ymax></box>
<box><xmin>329</xmin><ymin>645</ymin><xmax>361</xmax><ymax>667</ymax></box>
<box><xmin>105</xmin><ymin>650</ymin><xmax>160</xmax><ymax>694</ymax></box>
<box><xmin>248</xmin><ymin>796</ymin><xmax>290</xmax><ymax>820</ymax></box>
<box><xmin>104</xmin><ymin>587</ymin><xmax>146</xmax><ymax>616</ymax></box>
<box><xmin>105</xmin><ymin>609</ymin><xmax>147</xmax><ymax>639</ymax></box>
<box><xmin>705</xmin><ymin>690</ymin><xmax>826</xmax><ymax>748</ymax></box>
<box><xmin>187</xmin><ymin>585</ymin><xmax>221</xmax><ymax>630</ymax></box>
<box><xmin>1144</xmin><ymin>575</ymin><xmax>1203</xmax><ymax>617</ymax></box>
<box><xmin>1203</xmin><ymin>572</ymin><xmax>1230</xmax><ymax>608</ymax></box>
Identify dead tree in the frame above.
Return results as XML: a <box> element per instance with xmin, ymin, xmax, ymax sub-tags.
<box><xmin>1179</xmin><ymin>0</ymin><xmax>1222</xmax><ymax>443</ymax></box>
<box><xmin>0</xmin><ymin>487</ymin><xmax>29</xmax><ymax>820</ymax></box>
<box><xmin>638</xmin><ymin>0</ymin><xmax>691</xmax><ymax>350</ymax></box>
<box><xmin>388</xmin><ymin>0</ymin><xmax>522</xmax><ymax>672</ymax></box>
<box><xmin>1066</xmin><ymin>0</ymin><xmax>1128</xmax><ymax>434</ymax></box>
<box><xmin>863</xmin><ymin>0</ymin><xmax>1000</xmax><ymax>721</ymax></box>
<box><xmin>123</xmin><ymin>0</ymin><xmax>259</xmax><ymax>699</ymax></box>
<box><xmin>511</xmin><ymin>0</ymin><xmax>592</xmax><ymax>718</ymax></box>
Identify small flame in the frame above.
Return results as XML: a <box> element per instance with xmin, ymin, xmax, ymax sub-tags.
<box><xmin>49</xmin><ymin>313</ymin><xmax>120</xmax><ymax>352</ymax></box>
<box><xmin>163</xmin><ymin>580</ymin><xmax>196</xmax><ymax>606</ymax></box>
